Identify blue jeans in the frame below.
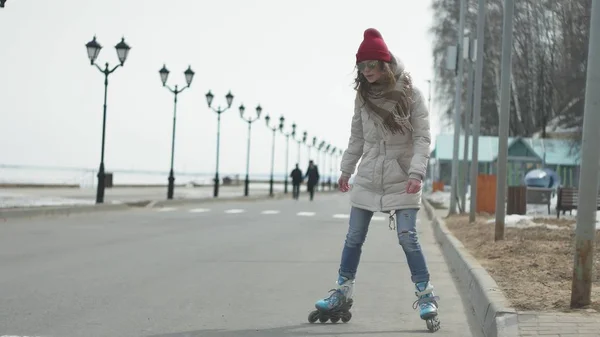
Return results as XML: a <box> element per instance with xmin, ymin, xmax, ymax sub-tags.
<box><xmin>338</xmin><ymin>206</ymin><xmax>430</xmax><ymax>283</ymax></box>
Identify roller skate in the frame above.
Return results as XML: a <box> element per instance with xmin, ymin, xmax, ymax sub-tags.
<box><xmin>308</xmin><ymin>275</ymin><xmax>354</xmax><ymax>324</ymax></box>
<box><xmin>413</xmin><ymin>281</ymin><xmax>441</xmax><ymax>332</ymax></box>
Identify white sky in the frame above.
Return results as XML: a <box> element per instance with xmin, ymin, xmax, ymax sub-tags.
<box><xmin>0</xmin><ymin>0</ymin><xmax>441</xmax><ymax>176</ymax></box>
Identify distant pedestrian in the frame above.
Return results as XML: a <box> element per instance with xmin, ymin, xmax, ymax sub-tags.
<box><xmin>290</xmin><ymin>164</ymin><xmax>303</xmax><ymax>200</ymax></box>
<box><xmin>304</xmin><ymin>160</ymin><xmax>320</xmax><ymax>201</ymax></box>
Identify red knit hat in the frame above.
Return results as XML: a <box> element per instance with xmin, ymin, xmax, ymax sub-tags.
<box><xmin>356</xmin><ymin>28</ymin><xmax>391</xmax><ymax>63</ymax></box>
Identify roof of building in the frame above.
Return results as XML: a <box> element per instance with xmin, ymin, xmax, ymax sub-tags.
<box><xmin>430</xmin><ymin>134</ymin><xmax>580</xmax><ymax>166</ymax></box>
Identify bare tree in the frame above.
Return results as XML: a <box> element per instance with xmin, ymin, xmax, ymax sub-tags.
<box><xmin>429</xmin><ymin>0</ymin><xmax>592</xmax><ymax>142</ymax></box>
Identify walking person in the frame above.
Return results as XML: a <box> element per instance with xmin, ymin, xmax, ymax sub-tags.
<box><xmin>308</xmin><ymin>28</ymin><xmax>440</xmax><ymax>332</ymax></box>
<box><xmin>290</xmin><ymin>164</ymin><xmax>303</xmax><ymax>200</ymax></box>
<box><xmin>304</xmin><ymin>160</ymin><xmax>320</xmax><ymax>201</ymax></box>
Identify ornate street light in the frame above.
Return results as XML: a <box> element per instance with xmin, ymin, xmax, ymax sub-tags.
<box><xmin>206</xmin><ymin>90</ymin><xmax>234</xmax><ymax>197</ymax></box>
<box><xmin>279</xmin><ymin>117</ymin><xmax>296</xmax><ymax>194</ymax></box>
<box><xmin>85</xmin><ymin>35</ymin><xmax>131</xmax><ymax>204</ymax></box>
<box><xmin>265</xmin><ymin>114</ymin><xmax>279</xmax><ymax>197</ymax></box>
<box><xmin>159</xmin><ymin>64</ymin><xmax>195</xmax><ymax>199</ymax></box>
<box><xmin>240</xmin><ymin>103</ymin><xmax>262</xmax><ymax>196</ymax></box>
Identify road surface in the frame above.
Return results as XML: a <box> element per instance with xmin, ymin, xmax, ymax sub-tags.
<box><xmin>0</xmin><ymin>193</ymin><xmax>481</xmax><ymax>337</ymax></box>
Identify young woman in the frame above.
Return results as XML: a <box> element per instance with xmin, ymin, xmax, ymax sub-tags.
<box><xmin>308</xmin><ymin>28</ymin><xmax>440</xmax><ymax>332</ymax></box>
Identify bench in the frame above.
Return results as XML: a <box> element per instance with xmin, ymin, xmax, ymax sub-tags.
<box><xmin>526</xmin><ymin>187</ymin><xmax>553</xmax><ymax>215</ymax></box>
<box><xmin>556</xmin><ymin>187</ymin><xmax>600</xmax><ymax>219</ymax></box>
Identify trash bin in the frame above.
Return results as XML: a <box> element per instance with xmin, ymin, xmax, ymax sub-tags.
<box><xmin>105</xmin><ymin>173</ymin><xmax>113</xmax><ymax>188</ymax></box>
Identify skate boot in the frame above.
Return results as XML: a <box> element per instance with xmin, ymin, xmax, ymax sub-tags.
<box><xmin>308</xmin><ymin>275</ymin><xmax>354</xmax><ymax>324</ymax></box>
<box><xmin>413</xmin><ymin>281</ymin><xmax>441</xmax><ymax>332</ymax></box>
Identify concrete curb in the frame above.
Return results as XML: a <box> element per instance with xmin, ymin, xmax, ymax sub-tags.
<box><xmin>422</xmin><ymin>197</ymin><xmax>519</xmax><ymax>337</ymax></box>
<box><xmin>0</xmin><ymin>203</ymin><xmax>132</xmax><ymax>220</ymax></box>
<box><xmin>0</xmin><ymin>190</ymin><xmax>340</xmax><ymax>220</ymax></box>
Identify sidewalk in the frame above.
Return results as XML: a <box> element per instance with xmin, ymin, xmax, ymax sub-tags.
<box><xmin>0</xmin><ymin>183</ymin><xmax>334</xmax><ymax>209</ymax></box>
<box><xmin>428</xmin><ymin>200</ymin><xmax>600</xmax><ymax>337</ymax></box>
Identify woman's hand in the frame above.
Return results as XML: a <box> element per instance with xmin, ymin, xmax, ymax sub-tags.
<box><xmin>406</xmin><ymin>178</ymin><xmax>422</xmax><ymax>194</ymax></box>
<box><xmin>338</xmin><ymin>175</ymin><xmax>350</xmax><ymax>192</ymax></box>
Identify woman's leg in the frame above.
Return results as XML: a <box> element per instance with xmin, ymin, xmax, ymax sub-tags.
<box><xmin>395</xmin><ymin>208</ymin><xmax>429</xmax><ymax>283</ymax></box>
<box><xmin>395</xmin><ymin>208</ymin><xmax>439</xmax><ymax>320</ymax></box>
<box><xmin>315</xmin><ymin>206</ymin><xmax>373</xmax><ymax>311</ymax></box>
<box><xmin>338</xmin><ymin>206</ymin><xmax>374</xmax><ymax>280</ymax></box>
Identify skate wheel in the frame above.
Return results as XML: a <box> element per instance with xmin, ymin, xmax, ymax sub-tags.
<box><xmin>319</xmin><ymin>315</ymin><xmax>329</xmax><ymax>323</ymax></box>
<box><xmin>330</xmin><ymin>317</ymin><xmax>340</xmax><ymax>323</ymax></box>
<box><xmin>341</xmin><ymin>311</ymin><xmax>352</xmax><ymax>323</ymax></box>
<box><xmin>426</xmin><ymin>317</ymin><xmax>440</xmax><ymax>332</ymax></box>
<box><xmin>308</xmin><ymin>310</ymin><xmax>319</xmax><ymax>323</ymax></box>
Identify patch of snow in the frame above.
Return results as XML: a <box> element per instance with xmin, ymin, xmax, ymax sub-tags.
<box><xmin>0</xmin><ymin>191</ymin><xmax>95</xmax><ymax>208</ymax></box>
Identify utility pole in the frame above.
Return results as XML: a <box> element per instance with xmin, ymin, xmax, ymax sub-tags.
<box><xmin>494</xmin><ymin>0</ymin><xmax>515</xmax><ymax>241</ymax></box>
<box><xmin>449</xmin><ymin>0</ymin><xmax>467</xmax><ymax>215</ymax></box>
<box><xmin>461</xmin><ymin>37</ymin><xmax>475</xmax><ymax>213</ymax></box>
<box><xmin>570</xmin><ymin>0</ymin><xmax>600</xmax><ymax>309</ymax></box>
<box><xmin>469</xmin><ymin>0</ymin><xmax>486</xmax><ymax>223</ymax></box>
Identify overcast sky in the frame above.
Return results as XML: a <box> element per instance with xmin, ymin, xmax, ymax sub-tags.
<box><xmin>0</xmin><ymin>0</ymin><xmax>442</xmax><ymax>176</ymax></box>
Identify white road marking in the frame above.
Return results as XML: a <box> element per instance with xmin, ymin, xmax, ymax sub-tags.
<box><xmin>372</xmin><ymin>216</ymin><xmax>386</xmax><ymax>221</ymax></box>
<box><xmin>297</xmin><ymin>212</ymin><xmax>315</xmax><ymax>216</ymax></box>
<box><xmin>333</xmin><ymin>214</ymin><xmax>349</xmax><ymax>219</ymax></box>
<box><xmin>261</xmin><ymin>210</ymin><xmax>280</xmax><ymax>214</ymax></box>
<box><xmin>189</xmin><ymin>208</ymin><xmax>210</xmax><ymax>213</ymax></box>
<box><xmin>156</xmin><ymin>207</ymin><xmax>177</xmax><ymax>212</ymax></box>
<box><xmin>225</xmin><ymin>209</ymin><xmax>245</xmax><ymax>214</ymax></box>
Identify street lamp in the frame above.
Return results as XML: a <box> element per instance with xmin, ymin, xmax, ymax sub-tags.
<box><xmin>293</xmin><ymin>128</ymin><xmax>301</xmax><ymax>165</ymax></box>
<box><xmin>0</xmin><ymin>0</ymin><xmax>7</xmax><ymax>8</ymax></box>
<box><xmin>159</xmin><ymin>64</ymin><xmax>195</xmax><ymax>200</ymax></box>
<box><xmin>279</xmin><ymin>117</ymin><xmax>296</xmax><ymax>194</ymax></box>
<box><xmin>302</xmin><ymin>131</ymin><xmax>308</xmax><ymax>163</ymax></box>
<box><xmin>206</xmin><ymin>90</ymin><xmax>234</xmax><ymax>198</ymax></box>
<box><xmin>85</xmin><ymin>35</ymin><xmax>131</xmax><ymax>204</ymax></box>
<box><xmin>240</xmin><ymin>103</ymin><xmax>262</xmax><ymax>197</ymax></box>
<box><xmin>329</xmin><ymin>145</ymin><xmax>336</xmax><ymax>190</ymax></box>
<box><xmin>318</xmin><ymin>141</ymin><xmax>326</xmax><ymax>191</ymax></box>
<box><xmin>265</xmin><ymin>114</ymin><xmax>279</xmax><ymax>197</ymax></box>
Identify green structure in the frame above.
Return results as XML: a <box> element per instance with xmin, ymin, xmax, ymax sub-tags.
<box><xmin>429</xmin><ymin>134</ymin><xmax>581</xmax><ymax>187</ymax></box>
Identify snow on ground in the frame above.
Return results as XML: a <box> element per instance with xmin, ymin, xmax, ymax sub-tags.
<box><xmin>425</xmin><ymin>187</ymin><xmax>600</xmax><ymax>230</ymax></box>
<box><xmin>484</xmin><ymin>215</ymin><xmax>565</xmax><ymax>230</ymax></box>
<box><xmin>0</xmin><ymin>191</ymin><xmax>96</xmax><ymax>208</ymax></box>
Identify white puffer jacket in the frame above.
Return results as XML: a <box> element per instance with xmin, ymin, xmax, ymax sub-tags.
<box><xmin>340</xmin><ymin>55</ymin><xmax>431</xmax><ymax>212</ymax></box>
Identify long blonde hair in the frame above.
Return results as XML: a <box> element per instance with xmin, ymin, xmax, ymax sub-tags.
<box><xmin>353</xmin><ymin>59</ymin><xmax>414</xmax><ymax>116</ymax></box>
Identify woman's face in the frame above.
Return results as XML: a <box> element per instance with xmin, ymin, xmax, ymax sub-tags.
<box><xmin>358</xmin><ymin>60</ymin><xmax>384</xmax><ymax>83</ymax></box>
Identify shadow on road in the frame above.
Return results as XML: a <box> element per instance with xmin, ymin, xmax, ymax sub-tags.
<box><xmin>145</xmin><ymin>324</ymin><xmax>427</xmax><ymax>337</ymax></box>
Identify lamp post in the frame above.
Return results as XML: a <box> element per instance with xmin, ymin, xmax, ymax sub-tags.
<box><xmin>318</xmin><ymin>141</ymin><xmax>325</xmax><ymax>191</ymax></box>
<box><xmin>294</xmin><ymin>129</ymin><xmax>302</xmax><ymax>165</ymax></box>
<box><xmin>0</xmin><ymin>0</ymin><xmax>7</xmax><ymax>8</ymax></box>
<box><xmin>265</xmin><ymin>114</ymin><xmax>279</xmax><ymax>197</ymax></box>
<box><xmin>279</xmin><ymin>116</ymin><xmax>296</xmax><ymax>194</ymax></box>
<box><xmin>329</xmin><ymin>146</ymin><xmax>336</xmax><ymax>190</ymax></box>
<box><xmin>302</xmin><ymin>131</ymin><xmax>308</xmax><ymax>163</ymax></box>
<box><xmin>85</xmin><ymin>35</ymin><xmax>131</xmax><ymax>204</ymax></box>
<box><xmin>206</xmin><ymin>90</ymin><xmax>234</xmax><ymax>198</ymax></box>
<box><xmin>240</xmin><ymin>103</ymin><xmax>262</xmax><ymax>197</ymax></box>
<box><xmin>159</xmin><ymin>64</ymin><xmax>195</xmax><ymax>200</ymax></box>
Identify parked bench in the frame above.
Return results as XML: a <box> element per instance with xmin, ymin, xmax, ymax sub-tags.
<box><xmin>556</xmin><ymin>187</ymin><xmax>600</xmax><ymax>219</ymax></box>
<box><xmin>526</xmin><ymin>187</ymin><xmax>553</xmax><ymax>215</ymax></box>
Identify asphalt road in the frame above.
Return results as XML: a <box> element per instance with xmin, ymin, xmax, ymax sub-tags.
<box><xmin>0</xmin><ymin>192</ymin><xmax>481</xmax><ymax>337</ymax></box>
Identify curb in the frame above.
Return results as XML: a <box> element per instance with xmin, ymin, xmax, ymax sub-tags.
<box><xmin>422</xmin><ymin>197</ymin><xmax>519</xmax><ymax>337</ymax></box>
<box><xmin>0</xmin><ymin>203</ymin><xmax>132</xmax><ymax>220</ymax></box>
<box><xmin>0</xmin><ymin>190</ymin><xmax>340</xmax><ymax>220</ymax></box>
